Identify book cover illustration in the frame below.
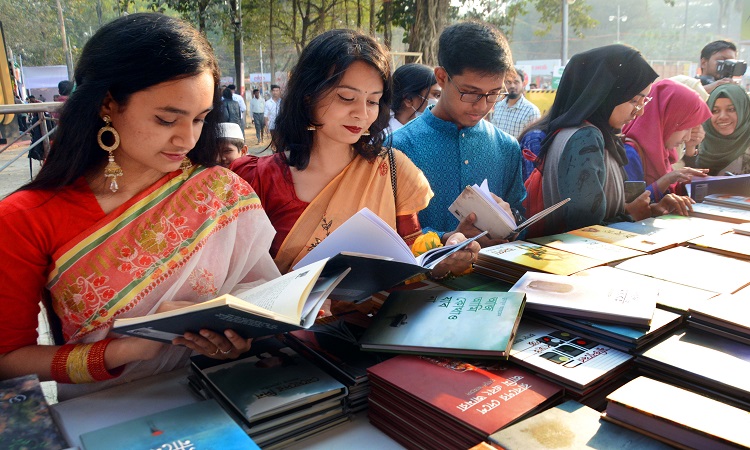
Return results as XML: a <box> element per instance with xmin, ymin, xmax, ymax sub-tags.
<box><xmin>194</xmin><ymin>337</ymin><xmax>346</xmax><ymax>424</ymax></box>
<box><xmin>79</xmin><ymin>399</ymin><xmax>259</xmax><ymax>450</ymax></box>
<box><xmin>509</xmin><ymin>322</ymin><xmax>633</xmax><ymax>392</ymax></box>
<box><xmin>529</xmin><ymin>232</ymin><xmax>645</xmax><ymax>264</ymax></box>
<box><xmin>0</xmin><ymin>374</ymin><xmax>68</xmax><ymax>450</ymax></box>
<box><xmin>359</xmin><ymin>290</ymin><xmax>526</xmax><ymax>358</ymax></box>
<box><xmin>509</xmin><ymin>272</ymin><xmax>656</xmax><ymax>327</ymax></box>
<box><xmin>703</xmin><ymin>193</ymin><xmax>750</xmax><ymax>210</ymax></box>
<box><xmin>569</xmin><ymin>222</ymin><xmax>683</xmax><ymax>253</ymax></box>
<box><xmin>477</xmin><ymin>241</ymin><xmax>602</xmax><ymax>276</ymax></box>
<box><xmin>367</xmin><ymin>355</ymin><xmax>564</xmax><ymax>436</ymax></box>
<box><xmin>489</xmin><ymin>399</ymin><xmax>672</xmax><ymax>450</ymax></box>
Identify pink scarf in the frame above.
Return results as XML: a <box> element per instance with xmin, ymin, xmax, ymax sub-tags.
<box><xmin>623</xmin><ymin>79</ymin><xmax>712</xmax><ymax>185</ymax></box>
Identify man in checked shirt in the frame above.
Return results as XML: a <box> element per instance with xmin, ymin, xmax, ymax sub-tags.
<box><xmin>490</xmin><ymin>67</ymin><xmax>540</xmax><ymax>139</ymax></box>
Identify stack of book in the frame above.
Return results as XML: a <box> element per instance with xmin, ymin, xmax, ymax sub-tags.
<box><xmin>687</xmin><ymin>230</ymin><xmax>750</xmax><ymax>260</ymax></box>
<box><xmin>474</xmin><ymin>241</ymin><xmax>603</xmax><ymax>284</ymax></box>
<box><xmin>528</xmin><ymin>232</ymin><xmax>646</xmax><ymax>264</ymax></box>
<box><xmin>691</xmin><ymin>201</ymin><xmax>750</xmax><ymax>223</ymax></box>
<box><xmin>367</xmin><ymin>355</ymin><xmax>564</xmax><ymax>449</ymax></box>
<box><xmin>635</xmin><ymin>328</ymin><xmax>750</xmax><ymax>410</ymax></box>
<box><xmin>603</xmin><ymin>376</ymin><xmax>750</xmax><ymax>449</ymax></box>
<box><xmin>509</xmin><ymin>321</ymin><xmax>633</xmax><ymax>405</ymax></box>
<box><xmin>688</xmin><ymin>292</ymin><xmax>750</xmax><ymax>344</ymax></box>
<box><xmin>189</xmin><ymin>336</ymin><xmax>351</xmax><ymax>449</ymax></box>
<box><xmin>488</xmin><ymin>399</ymin><xmax>672</xmax><ymax>449</ymax></box>
<box><xmin>282</xmin><ymin>311</ymin><xmax>390</xmax><ymax>412</ymax></box>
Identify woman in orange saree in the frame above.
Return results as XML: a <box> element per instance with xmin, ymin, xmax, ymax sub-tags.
<box><xmin>0</xmin><ymin>14</ymin><xmax>279</xmax><ymax>399</ymax></box>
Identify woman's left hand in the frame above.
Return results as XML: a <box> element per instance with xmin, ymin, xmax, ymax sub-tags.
<box><xmin>174</xmin><ymin>329</ymin><xmax>252</xmax><ymax>360</ymax></box>
<box><xmin>430</xmin><ymin>232</ymin><xmax>481</xmax><ymax>279</ymax></box>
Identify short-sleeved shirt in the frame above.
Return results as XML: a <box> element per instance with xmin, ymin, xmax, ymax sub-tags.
<box><xmin>491</xmin><ymin>96</ymin><xmax>541</xmax><ymax>139</ymax></box>
<box><xmin>264</xmin><ymin>98</ymin><xmax>281</xmax><ymax>130</ymax></box>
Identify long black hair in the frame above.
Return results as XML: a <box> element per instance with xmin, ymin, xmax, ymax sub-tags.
<box><xmin>19</xmin><ymin>13</ymin><xmax>222</xmax><ymax>192</ymax></box>
<box><xmin>390</xmin><ymin>63</ymin><xmax>436</xmax><ymax>113</ymax></box>
<box><xmin>272</xmin><ymin>29</ymin><xmax>392</xmax><ymax>170</ymax></box>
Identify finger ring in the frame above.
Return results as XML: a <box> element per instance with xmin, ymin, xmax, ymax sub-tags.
<box><xmin>209</xmin><ymin>348</ymin><xmax>220</xmax><ymax>356</ymax></box>
<box><xmin>221</xmin><ymin>348</ymin><xmax>232</xmax><ymax>355</ymax></box>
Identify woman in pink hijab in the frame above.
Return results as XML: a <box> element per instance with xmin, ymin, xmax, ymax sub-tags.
<box><xmin>623</xmin><ymin>78</ymin><xmax>711</xmax><ymax>202</ymax></box>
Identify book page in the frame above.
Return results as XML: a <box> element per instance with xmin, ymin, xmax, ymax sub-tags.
<box><xmin>234</xmin><ymin>259</ymin><xmax>329</xmax><ymax>320</ymax></box>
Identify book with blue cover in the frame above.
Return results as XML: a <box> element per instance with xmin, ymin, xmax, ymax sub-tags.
<box><xmin>358</xmin><ymin>290</ymin><xmax>526</xmax><ymax>359</ymax></box>
<box><xmin>79</xmin><ymin>399</ymin><xmax>259</xmax><ymax>450</ymax></box>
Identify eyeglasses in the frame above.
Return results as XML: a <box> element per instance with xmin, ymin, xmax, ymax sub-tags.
<box><xmin>447</xmin><ymin>74</ymin><xmax>508</xmax><ymax>104</ymax></box>
<box><xmin>630</xmin><ymin>94</ymin><xmax>653</xmax><ymax>114</ymax></box>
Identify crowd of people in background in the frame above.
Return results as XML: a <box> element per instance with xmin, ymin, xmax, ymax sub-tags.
<box><xmin>3</xmin><ymin>11</ymin><xmax>750</xmax><ymax>399</ymax></box>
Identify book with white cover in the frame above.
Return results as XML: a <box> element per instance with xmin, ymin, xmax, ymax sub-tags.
<box><xmin>448</xmin><ymin>179</ymin><xmax>570</xmax><ymax>240</ymax></box>
<box><xmin>510</xmin><ymin>272</ymin><xmax>656</xmax><ymax>327</ymax></box>
<box><xmin>293</xmin><ymin>208</ymin><xmax>485</xmax><ymax>301</ymax></box>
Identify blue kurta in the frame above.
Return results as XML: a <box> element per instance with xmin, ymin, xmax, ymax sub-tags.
<box><xmin>390</xmin><ymin>106</ymin><xmax>526</xmax><ymax>233</ymax></box>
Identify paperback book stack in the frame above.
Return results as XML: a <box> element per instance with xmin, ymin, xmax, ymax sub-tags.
<box><xmin>474</xmin><ymin>241</ymin><xmax>603</xmax><ymax>284</ymax></box>
<box><xmin>367</xmin><ymin>355</ymin><xmax>564</xmax><ymax>449</ymax></box>
<box><xmin>189</xmin><ymin>336</ymin><xmax>351</xmax><ymax>449</ymax></box>
<box><xmin>509</xmin><ymin>321</ymin><xmax>633</xmax><ymax>408</ymax></box>
<box><xmin>282</xmin><ymin>311</ymin><xmax>390</xmax><ymax>412</ymax></box>
<box><xmin>635</xmin><ymin>328</ymin><xmax>750</xmax><ymax>411</ymax></box>
<box><xmin>603</xmin><ymin>376</ymin><xmax>750</xmax><ymax>449</ymax></box>
<box><xmin>688</xmin><ymin>291</ymin><xmax>750</xmax><ymax>344</ymax></box>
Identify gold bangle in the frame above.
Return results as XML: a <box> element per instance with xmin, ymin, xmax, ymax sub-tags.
<box><xmin>66</xmin><ymin>343</ymin><xmax>97</xmax><ymax>384</ymax></box>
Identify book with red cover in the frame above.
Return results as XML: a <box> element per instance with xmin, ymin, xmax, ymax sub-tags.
<box><xmin>367</xmin><ymin>355</ymin><xmax>564</xmax><ymax>447</ymax></box>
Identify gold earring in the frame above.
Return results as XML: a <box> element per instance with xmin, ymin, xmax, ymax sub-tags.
<box><xmin>306</xmin><ymin>125</ymin><xmax>316</xmax><ymax>131</ymax></box>
<box><xmin>180</xmin><ymin>156</ymin><xmax>192</xmax><ymax>178</ymax></box>
<box><xmin>97</xmin><ymin>115</ymin><xmax>123</xmax><ymax>193</ymax></box>
<box><xmin>362</xmin><ymin>129</ymin><xmax>371</xmax><ymax>136</ymax></box>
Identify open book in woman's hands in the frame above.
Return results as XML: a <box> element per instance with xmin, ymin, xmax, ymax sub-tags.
<box><xmin>449</xmin><ymin>179</ymin><xmax>570</xmax><ymax>240</ymax></box>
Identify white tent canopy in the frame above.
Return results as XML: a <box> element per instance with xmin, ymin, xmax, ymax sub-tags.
<box><xmin>22</xmin><ymin>65</ymin><xmax>69</xmax><ymax>89</ymax></box>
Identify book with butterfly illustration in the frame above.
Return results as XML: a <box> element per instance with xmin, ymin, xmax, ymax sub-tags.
<box><xmin>294</xmin><ymin>207</ymin><xmax>486</xmax><ymax>302</ymax></box>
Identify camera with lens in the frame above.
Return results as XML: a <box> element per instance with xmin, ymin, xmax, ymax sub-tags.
<box><xmin>716</xmin><ymin>59</ymin><xmax>748</xmax><ymax>78</ymax></box>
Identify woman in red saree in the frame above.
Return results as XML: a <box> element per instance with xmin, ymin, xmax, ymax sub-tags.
<box><xmin>0</xmin><ymin>14</ymin><xmax>279</xmax><ymax>399</ymax></box>
<box><xmin>232</xmin><ymin>29</ymin><xmax>478</xmax><ymax>280</ymax></box>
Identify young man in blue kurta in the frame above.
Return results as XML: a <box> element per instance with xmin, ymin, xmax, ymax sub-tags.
<box><xmin>390</xmin><ymin>21</ymin><xmax>526</xmax><ymax>246</ymax></box>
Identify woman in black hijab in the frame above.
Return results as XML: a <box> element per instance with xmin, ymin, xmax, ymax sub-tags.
<box><xmin>520</xmin><ymin>44</ymin><xmax>692</xmax><ymax>237</ymax></box>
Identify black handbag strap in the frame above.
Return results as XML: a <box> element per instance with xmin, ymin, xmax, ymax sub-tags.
<box><xmin>387</xmin><ymin>147</ymin><xmax>397</xmax><ymax>202</ymax></box>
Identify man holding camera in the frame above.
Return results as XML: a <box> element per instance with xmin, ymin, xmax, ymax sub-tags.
<box><xmin>697</xmin><ymin>40</ymin><xmax>744</xmax><ymax>94</ymax></box>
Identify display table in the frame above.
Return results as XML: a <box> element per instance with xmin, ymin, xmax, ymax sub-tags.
<box><xmin>50</xmin><ymin>368</ymin><xmax>403</xmax><ymax>449</ymax></box>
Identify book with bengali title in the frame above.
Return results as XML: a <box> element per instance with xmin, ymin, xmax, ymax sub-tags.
<box><xmin>0</xmin><ymin>374</ymin><xmax>69</xmax><ymax>450</ymax></box>
<box><xmin>509</xmin><ymin>271</ymin><xmax>657</xmax><ymax>327</ymax></box>
<box><xmin>475</xmin><ymin>241</ymin><xmax>603</xmax><ymax>284</ymax></box>
<box><xmin>615</xmin><ymin>246</ymin><xmax>750</xmax><ymax>294</ymax></box>
<box><xmin>79</xmin><ymin>399</ymin><xmax>260</xmax><ymax>450</ymax></box>
<box><xmin>528</xmin><ymin>232</ymin><xmax>646</xmax><ymax>264</ymax></box>
<box><xmin>292</xmin><ymin>207</ymin><xmax>486</xmax><ymax>301</ymax></box>
<box><xmin>509</xmin><ymin>321</ymin><xmax>633</xmax><ymax>395</ymax></box>
<box><xmin>358</xmin><ymin>290</ymin><xmax>526</xmax><ymax>359</ymax></box>
<box><xmin>603</xmin><ymin>376</ymin><xmax>750</xmax><ymax>450</ymax></box>
<box><xmin>112</xmin><ymin>258</ymin><xmax>350</xmax><ymax>342</ymax></box>
<box><xmin>489</xmin><ymin>399</ymin><xmax>672</xmax><ymax>450</ymax></box>
<box><xmin>367</xmin><ymin>355</ymin><xmax>564</xmax><ymax>448</ymax></box>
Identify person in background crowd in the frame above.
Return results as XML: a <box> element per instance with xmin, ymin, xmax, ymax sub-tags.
<box><xmin>388</xmin><ymin>63</ymin><xmax>441</xmax><ymax>134</ymax></box>
<box><xmin>220</xmin><ymin>87</ymin><xmax>243</xmax><ymax>129</ymax></box>
<box><xmin>265</xmin><ymin>84</ymin><xmax>282</xmax><ymax>139</ymax></box>
<box><xmin>0</xmin><ymin>13</ymin><xmax>280</xmax><ymax>400</ymax></box>
<box><xmin>250</xmin><ymin>88</ymin><xmax>265</xmax><ymax>144</ymax></box>
<box><xmin>696</xmin><ymin>83</ymin><xmax>750</xmax><ymax>175</ymax></box>
<box><xmin>390</xmin><ymin>21</ymin><xmax>526</xmax><ymax>248</ymax></box>
<box><xmin>622</xmin><ymin>79</ymin><xmax>711</xmax><ymax>202</ymax></box>
<box><xmin>520</xmin><ymin>44</ymin><xmax>692</xmax><ymax>238</ymax></box>
<box><xmin>697</xmin><ymin>40</ymin><xmax>738</xmax><ymax>95</ymax></box>
<box><xmin>490</xmin><ymin>67</ymin><xmax>540</xmax><ymax>139</ymax></box>
<box><xmin>231</xmin><ymin>28</ymin><xmax>478</xmax><ymax>283</ymax></box>
<box><xmin>227</xmin><ymin>84</ymin><xmax>247</xmax><ymax>130</ymax></box>
<box><xmin>217</xmin><ymin>122</ymin><xmax>248</xmax><ymax>168</ymax></box>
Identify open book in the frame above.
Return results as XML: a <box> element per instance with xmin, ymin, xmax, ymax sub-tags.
<box><xmin>112</xmin><ymin>258</ymin><xmax>350</xmax><ymax>342</ymax></box>
<box><xmin>293</xmin><ymin>208</ymin><xmax>486</xmax><ymax>302</ymax></box>
<box><xmin>448</xmin><ymin>179</ymin><xmax>570</xmax><ymax>240</ymax></box>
